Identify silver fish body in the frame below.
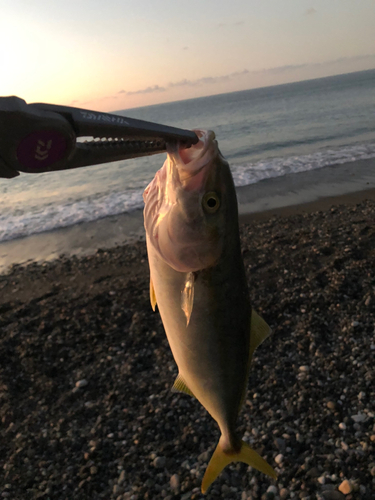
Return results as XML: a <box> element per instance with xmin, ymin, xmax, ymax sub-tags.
<box><xmin>143</xmin><ymin>130</ymin><xmax>276</xmax><ymax>492</ymax></box>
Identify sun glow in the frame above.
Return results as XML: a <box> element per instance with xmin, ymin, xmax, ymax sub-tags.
<box><xmin>1</xmin><ymin>0</ymin><xmax>375</xmax><ymax>112</ymax></box>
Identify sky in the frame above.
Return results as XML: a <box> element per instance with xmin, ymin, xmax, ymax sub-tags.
<box><xmin>1</xmin><ymin>0</ymin><xmax>375</xmax><ymax>112</ymax></box>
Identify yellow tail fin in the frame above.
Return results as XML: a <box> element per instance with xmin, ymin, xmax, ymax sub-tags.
<box><xmin>201</xmin><ymin>439</ymin><xmax>277</xmax><ymax>494</ymax></box>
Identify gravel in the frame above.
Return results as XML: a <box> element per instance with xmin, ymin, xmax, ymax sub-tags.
<box><xmin>1</xmin><ymin>200</ymin><xmax>375</xmax><ymax>499</ymax></box>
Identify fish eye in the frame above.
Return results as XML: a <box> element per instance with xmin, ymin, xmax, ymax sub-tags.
<box><xmin>202</xmin><ymin>192</ymin><xmax>220</xmax><ymax>213</ymax></box>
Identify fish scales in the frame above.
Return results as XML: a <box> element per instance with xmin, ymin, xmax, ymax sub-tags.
<box><xmin>143</xmin><ymin>130</ymin><xmax>276</xmax><ymax>493</ymax></box>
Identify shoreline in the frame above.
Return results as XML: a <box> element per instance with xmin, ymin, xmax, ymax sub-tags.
<box><xmin>240</xmin><ymin>187</ymin><xmax>375</xmax><ymax>223</ymax></box>
<box><xmin>1</xmin><ymin>157</ymin><xmax>375</xmax><ymax>274</ymax></box>
<box><xmin>236</xmin><ymin>156</ymin><xmax>375</xmax><ymax>218</ymax></box>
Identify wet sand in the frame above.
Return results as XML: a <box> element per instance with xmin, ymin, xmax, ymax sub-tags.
<box><xmin>236</xmin><ymin>156</ymin><xmax>375</xmax><ymax>218</ymax></box>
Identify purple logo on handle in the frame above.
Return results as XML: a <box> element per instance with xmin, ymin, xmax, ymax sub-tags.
<box><xmin>17</xmin><ymin>130</ymin><xmax>67</xmax><ymax>170</ymax></box>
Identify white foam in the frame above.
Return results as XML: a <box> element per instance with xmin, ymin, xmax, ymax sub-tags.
<box><xmin>0</xmin><ymin>189</ymin><xmax>145</xmax><ymax>243</ymax></box>
<box><xmin>1</xmin><ymin>142</ymin><xmax>375</xmax><ymax>243</ymax></box>
<box><xmin>230</xmin><ymin>142</ymin><xmax>375</xmax><ymax>186</ymax></box>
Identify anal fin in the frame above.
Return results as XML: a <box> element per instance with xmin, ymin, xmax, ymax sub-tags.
<box><xmin>249</xmin><ymin>309</ymin><xmax>272</xmax><ymax>360</ymax></box>
<box><xmin>172</xmin><ymin>373</ymin><xmax>195</xmax><ymax>398</ymax></box>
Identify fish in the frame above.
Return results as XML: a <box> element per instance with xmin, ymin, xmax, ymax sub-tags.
<box><xmin>143</xmin><ymin>130</ymin><xmax>276</xmax><ymax>493</ymax></box>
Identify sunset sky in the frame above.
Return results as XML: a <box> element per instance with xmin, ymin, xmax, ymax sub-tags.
<box><xmin>1</xmin><ymin>0</ymin><xmax>375</xmax><ymax>112</ymax></box>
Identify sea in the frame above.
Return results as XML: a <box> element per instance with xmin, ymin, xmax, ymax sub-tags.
<box><xmin>1</xmin><ymin>69</ymin><xmax>375</xmax><ymax>243</ymax></box>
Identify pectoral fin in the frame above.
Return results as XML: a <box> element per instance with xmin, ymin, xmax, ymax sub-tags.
<box><xmin>181</xmin><ymin>272</ymin><xmax>195</xmax><ymax>326</ymax></box>
<box><xmin>172</xmin><ymin>373</ymin><xmax>195</xmax><ymax>398</ymax></box>
<box><xmin>249</xmin><ymin>309</ymin><xmax>272</xmax><ymax>360</ymax></box>
<box><xmin>150</xmin><ymin>278</ymin><xmax>157</xmax><ymax>311</ymax></box>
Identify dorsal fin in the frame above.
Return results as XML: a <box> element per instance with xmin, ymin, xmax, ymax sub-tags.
<box><xmin>150</xmin><ymin>277</ymin><xmax>157</xmax><ymax>311</ymax></box>
<box><xmin>239</xmin><ymin>309</ymin><xmax>272</xmax><ymax>411</ymax></box>
<box><xmin>249</xmin><ymin>309</ymin><xmax>271</xmax><ymax>361</ymax></box>
<box><xmin>172</xmin><ymin>373</ymin><xmax>195</xmax><ymax>398</ymax></box>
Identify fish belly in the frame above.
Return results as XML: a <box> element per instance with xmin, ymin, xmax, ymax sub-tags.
<box><xmin>147</xmin><ymin>236</ymin><xmax>251</xmax><ymax>433</ymax></box>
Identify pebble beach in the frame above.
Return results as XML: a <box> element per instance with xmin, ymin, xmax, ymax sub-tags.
<box><xmin>1</xmin><ymin>199</ymin><xmax>375</xmax><ymax>500</ymax></box>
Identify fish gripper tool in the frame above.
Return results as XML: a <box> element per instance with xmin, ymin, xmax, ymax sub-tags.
<box><xmin>0</xmin><ymin>96</ymin><xmax>199</xmax><ymax>178</ymax></box>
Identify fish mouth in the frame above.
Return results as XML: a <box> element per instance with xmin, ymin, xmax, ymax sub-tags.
<box><xmin>168</xmin><ymin>130</ymin><xmax>217</xmax><ymax>190</ymax></box>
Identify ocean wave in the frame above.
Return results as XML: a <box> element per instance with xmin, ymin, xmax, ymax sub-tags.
<box><xmin>230</xmin><ymin>142</ymin><xmax>375</xmax><ymax>186</ymax></box>
<box><xmin>228</xmin><ymin>129</ymin><xmax>375</xmax><ymax>159</ymax></box>
<box><xmin>1</xmin><ymin>142</ymin><xmax>375</xmax><ymax>243</ymax></box>
<box><xmin>0</xmin><ymin>190</ymin><xmax>145</xmax><ymax>243</ymax></box>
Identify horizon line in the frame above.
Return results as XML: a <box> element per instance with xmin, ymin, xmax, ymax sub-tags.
<box><xmin>111</xmin><ymin>66</ymin><xmax>375</xmax><ymax>114</ymax></box>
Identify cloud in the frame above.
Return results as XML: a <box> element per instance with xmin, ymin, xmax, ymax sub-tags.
<box><xmin>126</xmin><ymin>85</ymin><xmax>166</xmax><ymax>96</ymax></box>
<box><xmin>117</xmin><ymin>70</ymin><xmax>249</xmax><ymax>97</ymax></box>
<box><xmin>168</xmin><ymin>78</ymin><xmax>191</xmax><ymax>88</ymax></box>
<box><xmin>169</xmin><ymin>69</ymin><xmax>249</xmax><ymax>88</ymax></box>
<box><xmin>112</xmin><ymin>55</ymin><xmax>375</xmax><ymax>103</ymax></box>
<box><xmin>306</xmin><ymin>8</ymin><xmax>317</xmax><ymax>15</ymax></box>
<box><xmin>329</xmin><ymin>54</ymin><xmax>375</xmax><ymax>64</ymax></box>
<box><xmin>116</xmin><ymin>85</ymin><xmax>166</xmax><ymax>96</ymax></box>
<box><xmin>182</xmin><ymin>46</ymin><xmax>189</xmax><ymax>51</ymax></box>
<box><xmin>263</xmin><ymin>63</ymin><xmax>308</xmax><ymax>74</ymax></box>
<box><xmin>257</xmin><ymin>55</ymin><xmax>375</xmax><ymax>75</ymax></box>
<box><xmin>263</xmin><ymin>54</ymin><xmax>375</xmax><ymax>75</ymax></box>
